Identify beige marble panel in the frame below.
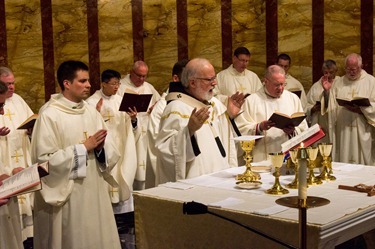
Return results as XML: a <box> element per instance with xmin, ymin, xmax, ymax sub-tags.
<box><xmin>278</xmin><ymin>0</ymin><xmax>312</xmax><ymax>91</ymax></box>
<box><xmin>187</xmin><ymin>0</ymin><xmax>222</xmax><ymax>72</ymax></box>
<box><xmin>232</xmin><ymin>0</ymin><xmax>267</xmax><ymax>79</ymax></box>
<box><xmin>5</xmin><ymin>0</ymin><xmax>44</xmax><ymax>112</ymax></box>
<box><xmin>325</xmin><ymin>0</ymin><xmax>361</xmax><ymax>77</ymax></box>
<box><xmin>143</xmin><ymin>0</ymin><xmax>178</xmax><ymax>93</ymax></box>
<box><xmin>98</xmin><ymin>0</ymin><xmax>133</xmax><ymax>78</ymax></box>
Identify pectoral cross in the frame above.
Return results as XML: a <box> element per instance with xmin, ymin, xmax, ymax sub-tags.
<box><xmin>80</xmin><ymin>131</ymin><xmax>89</xmax><ymax>144</ymax></box>
<box><xmin>109</xmin><ymin>187</ymin><xmax>118</xmax><ymax>197</ymax></box>
<box><xmin>103</xmin><ymin>110</ymin><xmax>114</xmax><ymax>122</ymax></box>
<box><xmin>3</xmin><ymin>109</ymin><xmax>15</xmax><ymax>121</ymax></box>
<box><xmin>18</xmin><ymin>195</ymin><xmax>26</xmax><ymax>204</ymax></box>
<box><xmin>11</xmin><ymin>150</ymin><xmax>23</xmax><ymax>163</ymax></box>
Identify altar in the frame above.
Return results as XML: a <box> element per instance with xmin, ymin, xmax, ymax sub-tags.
<box><xmin>133</xmin><ymin>163</ymin><xmax>375</xmax><ymax>249</ymax></box>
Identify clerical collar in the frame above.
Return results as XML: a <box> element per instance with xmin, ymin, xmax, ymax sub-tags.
<box><xmin>62</xmin><ymin>96</ymin><xmax>84</xmax><ymax>109</ymax></box>
<box><xmin>100</xmin><ymin>89</ymin><xmax>112</xmax><ymax>99</ymax></box>
<box><xmin>263</xmin><ymin>87</ymin><xmax>279</xmax><ymax>99</ymax></box>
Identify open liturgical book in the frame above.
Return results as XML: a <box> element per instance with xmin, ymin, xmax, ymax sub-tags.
<box><xmin>0</xmin><ymin>161</ymin><xmax>49</xmax><ymax>199</ymax></box>
<box><xmin>268</xmin><ymin>112</ymin><xmax>306</xmax><ymax>130</ymax></box>
<box><xmin>336</xmin><ymin>97</ymin><xmax>370</xmax><ymax>107</ymax></box>
<box><xmin>17</xmin><ymin>114</ymin><xmax>39</xmax><ymax>130</ymax></box>
<box><xmin>119</xmin><ymin>89</ymin><xmax>153</xmax><ymax>113</ymax></box>
<box><xmin>281</xmin><ymin>124</ymin><xmax>325</xmax><ymax>153</ymax></box>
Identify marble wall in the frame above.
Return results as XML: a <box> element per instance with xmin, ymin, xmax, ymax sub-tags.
<box><xmin>1</xmin><ymin>0</ymin><xmax>368</xmax><ymax>112</ymax></box>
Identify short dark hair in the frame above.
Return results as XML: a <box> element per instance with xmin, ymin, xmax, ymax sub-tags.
<box><xmin>57</xmin><ymin>60</ymin><xmax>89</xmax><ymax>90</ymax></box>
<box><xmin>0</xmin><ymin>80</ymin><xmax>8</xmax><ymax>94</ymax></box>
<box><xmin>101</xmin><ymin>69</ymin><xmax>121</xmax><ymax>83</ymax></box>
<box><xmin>234</xmin><ymin>47</ymin><xmax>251</xmax><ymax>57</ymax></box>
<box><xmin>172</xmin><ymin>59</ymin><xmax>189</xmax><ymax>80</ymax></box>
<box><xmin>277</xmin><ymin>53</ymin><xmax>291</xmax><ymax>64</ymax></box>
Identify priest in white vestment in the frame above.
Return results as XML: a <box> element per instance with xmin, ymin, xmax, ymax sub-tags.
<box><xmin>0</xmin><ymin>81</ymin><xmax>23</xmax><ymax>249</ymax></box>
<box><xmin>31</xmin><ymin>61</ymin><xmax>122</xmax><ymax>249</ymax></box>
<box><xmin>117</xmin><ymin>61</ymin><xmax>160</xmax><ymax>190</ymax></box>
<box><xmin>0</xmin><ymin>67</ymin><xmax>34</xmax><ymax>241</ymax></box>
<box><xmin>306</xmin><ymin>60</ymin><xmax>340</xmax><ymax>144</ymax></box>
<box><xmin>155</xmin><ymin>58</ymin><xmax>244</xmax><ymax>185</ymax></box>
<box><xmin>215</xmin><ymin>47</ymin><xmax>262</xmax><ymax>103</ymax></box>
<box><xmin>87</xmin><ymin>69</ymin><xmax>137</xmax><ymax>214</ymax></box>
<box><xmin>327</xmin><ymin>54</ymin><xmax>375</xmax><ymax>165</ymax></box>
<box><xmin>236</xmin><ymin>65</ymin><xmax>308</xmax><ymax>162</ymax></box>
<box><xmin>277</xmin><ymin>53</ymin><xmax>308</xmax><ymax>110</ymax></box>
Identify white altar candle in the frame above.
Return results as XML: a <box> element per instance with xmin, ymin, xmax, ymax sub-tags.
<box><xmin>298</xmin><ymin>147</ymin><xmax>308</xmax><ymax>200</ymax></box>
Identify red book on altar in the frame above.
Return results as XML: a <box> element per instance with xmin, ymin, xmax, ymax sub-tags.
<box><xmin>281</xmin><ymin>124</ymin><xmax>326</xmax><ymax>153</ymax></box>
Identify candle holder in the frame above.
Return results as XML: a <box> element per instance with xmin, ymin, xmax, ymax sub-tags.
<box><xmin>306</xmin><ymin>147</ymin><xmax>322</xmax><ymax>185</ymax></box>
<box><xmin>234</xmin><ymin>136</ymin><xmax>262</xmax><ymax>183</ymax></box>
<box><xmin>317</xmin><ymin>143</ymin><xmax>335</xmax><ymax>181</ymax></box>
<box><xmin>286</xmin><ymin>149</ymin><xmax>299</xmax><ymax>189</ymax></box>
<box><xmin>266</xmin><ymin>152</ymin><xmax>289</xmax><ymax>195</ymax></box>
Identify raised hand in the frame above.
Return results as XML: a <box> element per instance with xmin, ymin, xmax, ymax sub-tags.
<box><xmin>0</xmin><ymin>126</ymin><xmax>10</xmax><ymax>136</ymax></box>
<box><xmin>83</xmin><ymin>129</ymin><xmax>107</xmax><ymax>152</ymax></box>
<box><xmin>188</xmin><ymin>106</ymin><xmax>210</xmax><ymax>135</ymax></box>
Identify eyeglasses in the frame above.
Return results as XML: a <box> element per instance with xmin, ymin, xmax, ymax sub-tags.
<box><xmin>195</xmin><ymin>76</ymin><xmax>217</xmax><ymax>84</ymax></box>
<box><xmin>105</xmin><ymin>81</ymin><xmax>121</xmax><ymax>86</ymax></box>
<box><xmin>235</xmin><ymin>56</ymin><xmax>249</xmax><ymax>64</ymax></box>
<box><xmin>132</xmin><ymin>71</ymin><xmax>147</xmax><ymax>79</ymax></box>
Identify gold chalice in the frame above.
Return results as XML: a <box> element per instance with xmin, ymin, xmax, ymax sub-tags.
<box><xmin>306</xmin><ymin>147</ymin><xmax>322</xmax><ymax>185</ymax></box>
<box><xmin>317</xmin><ymin>143</ymin><xmax>335</xmax><ymax>181</ymax></box>
<box><xmin>235</xmin><ymin>137</ymin><xmax>261</xmax><ymax>183</ymax></box>
<box><xmin>286</xmin><ymin>149</ymin><xmax>299</xmax><ymax>189</ymax></box>
<box><xmin>266</xmin><ymin>152</ymin><xmax>289</xmax><ymax>195</ymax></box>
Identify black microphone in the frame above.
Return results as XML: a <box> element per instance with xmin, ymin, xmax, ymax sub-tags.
<box><xmin>183</xmin><ymin>201</ymin><xmax>297</xmax><ymax>249</ymax></box>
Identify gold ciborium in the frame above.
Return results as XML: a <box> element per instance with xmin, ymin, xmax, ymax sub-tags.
<box><xmin>317</xmin><ymin>143</ymin><xmax>335</xmax><ymax>181</ymax></box>
<box><xmin>235</xmin><ymin>137</ymin><xmax>261</xmax><ymax>183</ymax></box>
<box><xmin>266</xmin><ymin>152</ymin><xmax>289</xmax><ymax>195</ymax></box>
<box><xmin>306</xmin><ymin>147</ymin><xmax>322</xmax><ymax>185</ymax></box>
<box><xmin>286</xmin><ymin>149</ymin><xmax>299</xmax><ymax>189</ymax></box>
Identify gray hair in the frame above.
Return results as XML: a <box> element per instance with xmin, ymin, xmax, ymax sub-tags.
<box><xmin>322</xmin><ymin>59</ymin><xmax>337</xmax><ymax>70</ymax></box>
<box><xmin>264</xmin><ymin>64</ymin><xmax>285</xmax><ymax>79</ymax></box>
<box><xmin>180</xmin><ymin>58</ymin><xmax>211</xmax><ymax>88</ymax></box>
<box><xmin>0</xmin><ymin>67</ymin><xmax>13</xmax><ymax>77</ymax></box>
<box><xmin>345</xmin><ymin>53</ymin><xmax>362</xmax><ymax>67</ymax></box>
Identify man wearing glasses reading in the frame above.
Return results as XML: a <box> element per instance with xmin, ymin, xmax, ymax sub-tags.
<box><xmin>117</xmin><ymin>61</ymin><xmax>160</xmax><ymax>190</ymax></box>
<box><xmin>236</xmin><ymin>65</ymin><xmax>308</xmax><ymax>162</ymax></box>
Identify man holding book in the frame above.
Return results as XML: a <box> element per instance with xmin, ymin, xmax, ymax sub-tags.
<box><xmin>327</xmin><ymin>53</ymin><xmax>375</xmax><ymax>165</ymax></box>
<box><xmin>236</xmin><ymin>65</ymin><xmax>308</xmax><ymax>162</ymax></box>
<box><xmin>0</xmin><ymin>80</ymin><xmax>23</xmax><ymax>249</ymax></box>
<box><xmin>117</xmin><ymin>61</ymin><xmax>160</xmax><ymax>190</ymax></box>
<box><xmin>0</xmin><ymin>67</ymin><xmax>34</xmax><ymax>243</ymax></box>
<box><xmin>31</xmin><ymin>61</ymin><xmax>122</xmax><ymax>249</ymax></box>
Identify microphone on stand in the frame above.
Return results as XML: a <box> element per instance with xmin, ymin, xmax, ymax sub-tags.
<box><xmin>183</xmin><ymin>201</ymin><xmax>297</xmax><ymax>249</ymax></box>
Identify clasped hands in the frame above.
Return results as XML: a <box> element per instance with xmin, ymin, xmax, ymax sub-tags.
<box><xmin>83</xmin><ymin>129</ymin><xmax>107</xmax><ymax>152</ymax></box>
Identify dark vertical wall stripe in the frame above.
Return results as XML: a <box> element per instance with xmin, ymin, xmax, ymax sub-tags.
<box><xmin>0</xmin><ymin>0</ymin><xmax>7</xmax><ymax>66</ymax></box>
<box><xmin>132</xmin><ymin>0</ymin><xmax>144</xmax><ymax>61</ymax></box>
<box><xmin>361</xmin><ymin>0</ymin><xmax>373</xmax><ymax>75</ymax></box>
<box><xmin>177</xmin><ymin>0</ymin><xmax>188</xmax><ymax>61</ymax></box>
<box><xmin>221</xmin><ymin>0</ymin><xmax>232</xmax><ymax>69</ymax></box>
<box><xmin>312</xmin><ymin>0</ymin><xmax>324</xmax><ymax>83</ymax></box>
<box><xmin>40</xmin><ymin>0</ymin><xmax>55</xmax><ymax>101</ymax></box>
<box><xmin>265</xmin><ymin>0</ymin><xmax>278</xmax><ymax>67</ymax></box>
<box><xmin>87</xmin><ymin>0</ymin><xmax>100</xmax><ymax>93</ymax></box>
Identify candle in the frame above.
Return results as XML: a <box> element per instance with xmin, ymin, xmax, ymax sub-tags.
<box><xmin>298</xmin><ymin>147</ymin><xmax>308</xmax><ymax>200</ymax></box>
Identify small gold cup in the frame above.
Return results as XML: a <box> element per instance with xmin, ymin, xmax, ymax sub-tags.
<box><xmin>317</xmin><ymin>143</ymin><xmax>336</xmax><ymax>181</ymax></box>
<box><xmin>266</xmin><ymin>152</ymin><xmax>289</xmax><ymax>195</ymax></box>
<box><xmin>306</xmin><ymin>147</ymin><xmax>322</xmax><ymax>185</ymax></box>
<box><xmin>286</xmin><ymin>149</ymin><xmax>299</xmax><ymax>189</ymax></box>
